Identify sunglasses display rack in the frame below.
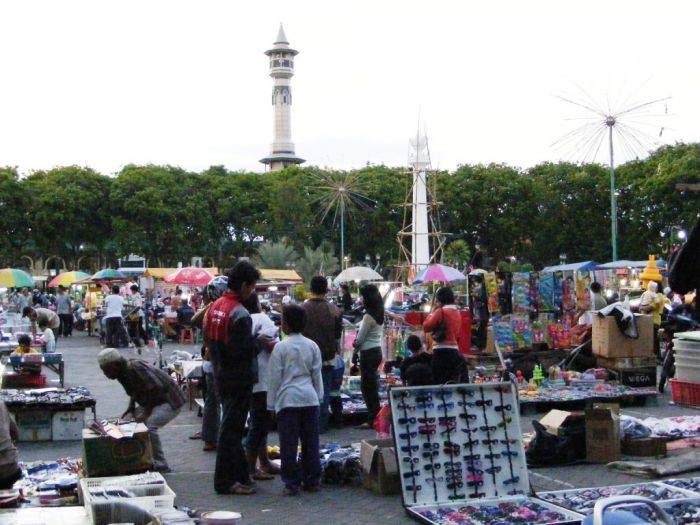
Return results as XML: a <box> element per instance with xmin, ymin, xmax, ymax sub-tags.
<box><xmin>390</xmin><ymin>382</ymin><xmax>584</xmax><ymax>525</ymax></box>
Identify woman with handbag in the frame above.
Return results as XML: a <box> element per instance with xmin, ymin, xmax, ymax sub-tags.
<box><xmin>423</xmin><ymin>287</ymin><xmax>468</xmax><ymax>385</ymax></box>
<box><xmin>352</xmin><ymin>284</ymin><xmax>384</xmax><ymax>430</ymax></box>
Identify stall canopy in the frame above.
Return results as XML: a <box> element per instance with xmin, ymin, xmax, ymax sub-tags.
<box><xmin>164</xmin><ymin>267</ymin><xmax>216</xmax><ymax>286</ymax></box>
<box><xmin>0</xmin><ymin>268</ymin><xmax>34</xmax><ymax>288</ymax></box>
<box><xmin>412</xmin><ymin>264</ymin><xmax>467</xmax><ymax>285</ymax></box>
<box><xmin>143</xmin><ymin>267</ymin><xmax>219</xmax><ymax>280</ymax></box>
<box><xmin>259</xmin><ymin>269</ymin><xmax>303</xmax><ymax>282</ymax></box>
<box><xmin>541</xmin><ymin>261</ymin><xmax>599</xmax><ymax>273</ymax></box>
<box><xmin>48</xmin><ymin>271</ymin><xmax>91</xmax><ymax>287</ymax></box>
<box><xmin>597</xmin><ymin>259</ymin><xmax>667</xmax><ymax>270</ymax></box>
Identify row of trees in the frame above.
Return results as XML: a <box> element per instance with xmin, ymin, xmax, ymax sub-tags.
<box><xmin>1</xmin><ymin>143</ymin><xmax>698</xmax><ymax>274</ymax></box>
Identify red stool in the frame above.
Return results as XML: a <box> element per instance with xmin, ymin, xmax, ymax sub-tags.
<box><xmin>179</xmin><ymin>327</ymin><xmax>195</xmax><ymax>344</ymax></box>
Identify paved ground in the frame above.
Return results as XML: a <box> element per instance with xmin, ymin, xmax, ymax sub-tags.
<box><xmin>17</xmin><ymin>332</ymin><xmax>700</xmax><ymax>524</ymax></box>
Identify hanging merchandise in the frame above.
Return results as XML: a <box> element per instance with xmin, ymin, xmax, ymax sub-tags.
<box><xmin>496</xmin><ymin>272</ymin><xmax>513</xmax><ymax>315</ymax></box>
<box><xmin>485</xmin><ymin>272</ymin><xmax>499</xmax><ymax>315</ymax></box>
<box><xmin>575</xmin><ymin>274</ymin><xmax>592</xmax><ymax>312</ymax></box>
<box><xmin>561</xmin><ymin>277</ymin><xmax>576</xmax><ymax>323</ymax></box>
<box><xmin>528</xmin><ymin>272</ymin><xmax>540</xmax><ymax>316</ymax></box>
<box><xmin>512</xmin><ymin>273</ymin><xmax>530</xmax><ymax>314</ymax></box>
<box><xmin>538</xmin><ymin>273</ymin><xmax>556</xmax><ymax>312</ymax></box>
<box><xmin>389</xmin><ymin>382</ymin><xmax>584</xmax><ymax>525</ymax></box>
<box><xmin>511</xmin><ymin>316</ymin><xmax>533</xmax><ymax>349</ymax></box>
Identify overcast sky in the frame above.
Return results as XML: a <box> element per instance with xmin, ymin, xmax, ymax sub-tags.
<box><xmin>0</xmin><ymin>0</ymin><xmax>697</xmax><ymax>175</ymax></box>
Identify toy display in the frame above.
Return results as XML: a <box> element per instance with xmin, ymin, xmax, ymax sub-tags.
<box><xmin>537</xmin><ymin>482</ymin><xmax>697</xmax><ymax>515</ymax></box>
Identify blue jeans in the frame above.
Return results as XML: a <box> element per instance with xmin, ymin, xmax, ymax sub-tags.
<box><xmin>319</xmin><ymin>365</ymin><xmax>334</xmax><ymax>433</ymax></box>
<box><xmin>277</xmin><ymin>406</ymin><xmax>321</xmax><ymax>491</ymax></box>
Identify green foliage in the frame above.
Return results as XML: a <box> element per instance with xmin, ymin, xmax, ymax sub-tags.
<box><xmin>1</xmin><ymin>143</ymin><xmax>698</xmax><ymax>271</ymax></box>
<box><xmin>253</xmin><ymin>241</ymin><xmax>298</xmax><ymax>269</ymax></box>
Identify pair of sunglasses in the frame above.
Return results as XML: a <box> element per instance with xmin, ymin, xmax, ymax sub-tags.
<box><xmin>401</xmin><ymin>445</ymin><xmax>418</xmax><ymax>453</ymax></box>
<box><xmin>459</xmin><ymin>413</ymin><xmax>477</xmax><ymax>421</ymax></box>
<box><xmin>403</xmin><ymin>456</ymin><xmax>419</xmax><ymax>464</ymax></box>
<box><xmin>456</xmin><ymin>387</ymin><xmax>474</xmax><ymax>397</ymax></box>
<box><xmin>398</xmin><ymin>417</ymin><xmax>416</xmax><ymax>425</ymax></box>
<box><xmin>399</xmin><ymin>432</ymin><xmax>417</xmax><ymax>440</ymax></box>
<box><xmin>495</xmin><ymin>404</ymin><xmax>512</xmax><ymax>412</ymax></box>
<box><xmin>437</xmin><ymin>402</ymin><xmax>454</xmax><ymax>410</ymax></box>
<box><xmin>480</xmin><ymin>425</ymin><xmax>496</xmax><ymax>432</ymax></box>
<box><xmin>501</xmin><ymin>450</ymin><xmax>518</xmax><ymax>458</ymax></box>
<box><xmin>422</xmin><ymin>450</ymin><xmax>439</xmax><ymax>459</ymax></box>
<box><xmin>463</xmin><ymin>454</ymin><xmax>481</xmax><ymax>461</ymax></box>
<box><xmin>423</xmin><ymin>442</ymin><xmax>439</xmax><ymax>450</ymax></box>
<box><xmin>485</xmin><ymin>466</ymin><xmax>502</xmax><ymax>474</ymax></box>
<box><xmin>403</xmin><ymin>470</ymin><xmax>419</xmax><ymax>479</ymax></box>
<box><xmin>503</xmin><ymin>476</ymin><xmax>520</xmax><ymax>485</ymax></box>
<box><xmin>424</xmin><ymin>464</ymin><xmax>441</xmax><ymax>471</ymax></box>
<box><xmin>418</xmin><ymin>417</ymin><xmax>435</xmax><ymax>424</ymax></box>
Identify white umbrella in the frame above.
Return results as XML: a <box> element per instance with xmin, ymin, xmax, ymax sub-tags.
<box><xmin>334</xmin><ymin>266</ymin><xmax>383</xmax><ymax>284</ymax></box>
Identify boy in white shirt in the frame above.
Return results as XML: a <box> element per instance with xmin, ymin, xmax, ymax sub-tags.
<box><xmin>39</xmin><ymin>319</ymin><xmax>56</xmax><ymax>353</ymax></box>
<box><xmin>266</xmin><ymin>304</ymin><xmax>323</xmax><ymax>496</ymax></box>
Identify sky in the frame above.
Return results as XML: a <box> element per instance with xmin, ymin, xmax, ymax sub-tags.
<box><xmin>0</xmin><ymin>0</ymin><xmax>698</xmax><ymax>175</ymax></box>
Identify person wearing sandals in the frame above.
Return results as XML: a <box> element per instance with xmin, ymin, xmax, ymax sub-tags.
<box><xmin>352</xmin><ymin>284</ymin><xmax>384</xmax><ymax>429</ymax></box>
<box><xmin>267</xmin><ymin>304</ymin><xmax>323</xmax><ymax>496</ymax></box>
<box><xmin>242</xmin><ymin>293</ymin><xmax>280</xmax><ymax>481</ymax></box>
<box><xmin>204</xmin><ymin>262</ymin><xmax>261</xmax><ymax>495</ymax></box>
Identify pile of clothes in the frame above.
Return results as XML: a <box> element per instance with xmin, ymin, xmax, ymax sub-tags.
<box><xmin>319</xmin><ymin>444</ymin><xmax>362</xmax><ymax>486</ymax></box>
<box><xmin>622</xmin><ymin>415</ymin><xmax>700</xmax><ymax>439</ymax></box>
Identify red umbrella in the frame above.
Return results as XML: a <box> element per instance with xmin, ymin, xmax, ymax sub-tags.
<box><xmin>164</xmin><ymin>267</ymin><xmax>215</xmax><ymax>286</ymax></box>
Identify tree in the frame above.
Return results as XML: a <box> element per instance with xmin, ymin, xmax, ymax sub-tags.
<box><xmin>0</xmin><ymin>167</ymin><xmax>30</xmax><ymax>266</ymax></box>
<box><xmin>253</xmin><ymin>241</ymin><xmax>298</xmax><ymax>269</ymax></box>
<box><xmin>442</xmin><ymin>240</ymin><xmax>471</xmax><ymax>270</ymax></box>
<box><xmin>295</xmin><ymin>243</ymin><xmax>339</xmax><ymax>282</ymax></box>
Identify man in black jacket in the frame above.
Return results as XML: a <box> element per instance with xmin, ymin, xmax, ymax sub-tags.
<box><xmin>204</xmin><ymin>261</ymin><xmax>260</xmax><ymax>495</ymax></box>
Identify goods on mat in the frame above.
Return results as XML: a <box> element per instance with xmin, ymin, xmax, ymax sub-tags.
<box><xmin>320</xmin><ymin>444</ymin><xmax>362</xmax><ymax>486</ymax></box>
<box><xmin>622</xmin><ymin>415</ymin><xmax>700</xmax><ymax>439</ymax></box>
<box><xmin>518</xmin><ymin>383</ymin><xmax>657</xmax><ymax>404</ymax></box>
<box><xmin>13</xmin><ymin>458</ymin><xmax>81</xmax><ymax>507</ymax></box>
<box><xmin>1</xmin><ymin>387</ymin><xmax>95</xmax><ymax>407</ymax></box>
<box><xmin>537</xmin><ymin>482</ymin><xmax>697</xmax><ymax>515</ymax></box>
<box><xmin>627</xmin><ymin>499</ymin><xmax>700</xmax><ymax>524</ymax></box>
<box><xmin>661</xmin><ymin>476</ymin><xmax>700</xmax><ymax>493</ymax></box>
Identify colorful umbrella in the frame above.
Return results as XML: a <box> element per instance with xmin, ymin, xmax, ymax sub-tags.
<box><xmin>412</xmin><ymin>264</ymin><xmax>467</xmax><ymax>285</ymax></box>
<box><xmin>164</xmin><ymin>267</ymin><xmax>215</xmax><ymax>286</ymax></box>
<box><xmin>0</xmin><ymin>268</ymin><xmax>35</xmax><ymax>288</ymax></box>
<box><xmin>48</xmin><ymin>271</ymin><xmax>90</xmax><ymax>287</ymax></box>
<box><xmin>91</xmin><ymin>268</ymin><xmax>127</xmax><ymax>281</ymax></box>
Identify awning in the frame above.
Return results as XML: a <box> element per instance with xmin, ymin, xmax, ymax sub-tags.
<box><xmin>259</xmin><ymin>269</ymin><xmax>303</xmax><ymax>282</ymax></box>
<box><xmin>143</xmin><ymin>267</ymin><xmax>219</xmax><ymax>279</ymax></box>
<box><xmin>597</xmin><ymin>260</ymin><xmax>667</xmax><ymax>270</ymax></box>
<box><xmin>541</xmin><ymin>261</ymin><xmax>599</xmax><ymax>273</ymax></box>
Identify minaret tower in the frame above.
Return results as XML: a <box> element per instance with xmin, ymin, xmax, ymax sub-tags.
<box><xmin>260</xmin><ymin>24</ymin><xmax>305</xmax><ymax>171</ymax></box>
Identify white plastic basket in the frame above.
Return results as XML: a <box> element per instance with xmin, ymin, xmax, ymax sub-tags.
<box><xmin>80</xmin><ymin>472</ymin><xmax>175</xmax><ymax>525</ymax></box>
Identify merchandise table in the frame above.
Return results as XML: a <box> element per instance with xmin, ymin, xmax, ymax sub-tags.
<box><xmin>0</xmin><ymin>506</ymin><xmax>90</xmax><ymax>525</ymax></box>
<box><xmin>6</xmin><ymin>353</ymin><xmax>65</xmax><ymax>387</ymax></box>
<box><xmin>518</xmin><ymin>384</ymin><xmax>658</xmax><ymax>413</ymax></box>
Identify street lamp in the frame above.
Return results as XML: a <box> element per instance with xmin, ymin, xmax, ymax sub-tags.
<box><xmin>677</xmin><ymin>230</ymin><xmax>687</xmax><ymax>241</ymax></box>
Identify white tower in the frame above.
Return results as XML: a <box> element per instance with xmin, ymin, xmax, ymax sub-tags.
<box><xmin>409</xmin><ymin>131</ymin><xmax>431</xmax><ymax>270</ymax></box>
<box><xmin>260</xmin><ymin>24</ymin><xmax>305</xmax><ymax>171</ymax></box>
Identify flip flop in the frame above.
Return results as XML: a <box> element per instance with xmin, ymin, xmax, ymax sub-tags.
<box><xmin>189</xmin><ymin>432</ymin><xmax>203</xmax><ymax>440</ymax></box>
<box><xmin>252</xmin><ymin>470</ymin><xmax>274</xmax><ymax>481</ymax></box>
<box><xmin>230</xmin><ymin>482</ymin><xmax>256</xmax><ymax>495</ymax></box>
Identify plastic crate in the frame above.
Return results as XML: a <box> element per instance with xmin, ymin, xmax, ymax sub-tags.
<box><xmin>670</xmin><ymin>379</ymin><xmax>700</xmax><ymax>408</ymax></box>
<box><xmin>80</xmin><ymin>473</ymin><xmax>175</xmax><ymax>525</ymax></box>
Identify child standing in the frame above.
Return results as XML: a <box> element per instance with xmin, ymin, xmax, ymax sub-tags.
<box><xmin>266</xmin><ymin>304</ymin><xmax>323</xmax><ymax>496</ymax></box>
<box><xmin>38</xmin><ymin>320</ymin><xmax>56</xmax><ymax>353</ymax></box>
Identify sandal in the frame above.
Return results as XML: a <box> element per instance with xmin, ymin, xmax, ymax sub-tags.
<box><xmin>230</xmin><ymin>482</ymin><xmax>256</xmax><ymax>495</ymax></box>
<box><xmin>203</xmin><ymin>442</ymin><xmax>217</xmax><ymax>452</ymax></box>
<box><xmin>252</xmin><ymin>470</ymin><xmax>274</xmax><ymax>481</ymax></box>
<box><xmin>259</xmin><ymin>463</ymin><xmax>281</xmax><ymax>475</ymax></box>
<box><xmin>189</xmin><ymin>432</ymin><xmax>203</xmax><ymax>440</ymax></box>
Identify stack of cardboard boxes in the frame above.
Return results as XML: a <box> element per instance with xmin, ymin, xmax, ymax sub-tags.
<box><xmin>592</xmin><ymin>314</ymin><xmax>656</xmax><ymax>388</ymax></box>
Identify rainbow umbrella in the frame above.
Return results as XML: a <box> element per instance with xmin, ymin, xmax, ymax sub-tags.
<box><xmin>0</xmin><ymin>268</ymin><xmax>35</xmax><ymax>288</ymax></box>
<box><xmin>91</xmin><ymin>268</ymin><xmax>127</xmax><ymax>281</ymax></box>
<box><xmin>48</xmin><ymin>271</ymin><xmax>90</xmax><ymax>287</ymax></box>
<box><xmin>412</xmin><ymin>264</ymin><xmax>467</xmax><ymax>285</ymax></box>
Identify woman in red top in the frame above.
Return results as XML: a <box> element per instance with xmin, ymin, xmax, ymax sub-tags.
<box><xmin>423</xmin><ymin>287</ymin><xmax>468</xmax><ymax>385</ymax></box>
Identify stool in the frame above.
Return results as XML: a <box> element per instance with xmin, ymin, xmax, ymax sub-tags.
<box><xmin>179</xmin><ymin>327</ymin><xmax>195</xmax><ymax>344</ymax></box>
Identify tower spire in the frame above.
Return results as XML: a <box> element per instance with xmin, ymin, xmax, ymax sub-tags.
<box><xmin>260</xmin><ymin>25</ymin><xmax>305</xmax><ymax>171</ymax></box>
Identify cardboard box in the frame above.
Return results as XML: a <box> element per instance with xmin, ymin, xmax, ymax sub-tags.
<box><xmin>617</xmin><ymin>366</ymin><xmax>657</xmax><ymax>388</ymax></box>
<box><xmin>52</xmin><ymin>410</ymin><xmax>85</xmax><ymax>441</ymax></box>
<box><xmin>621</xmin><ymin>437</ymin><xmax>667</xmax><ymax>457</ymax></box>
<box><xmin>82</xmin><ymin>423</ymin><xmax>153</xmax><ymax>477</ymax></box>
<box><xmin>596</xmin><ymin>355</ymin><xmax>657</xmax><ymax>369</ymax></box>
<box><xmin>14</xmin><ymin>409</ymin><xmax>52</xmax><ymax>442</ymax></box>
<box><xmin>585</xmin><ymin>403</ymin><xmax>621</xmax><ymax>463</ymax></box>
<box><xmin>592</xmin><ymin>315</ymin><xmax>654</xmax><ymax>358</ymax></box>
<box><xmin>539</xmin><ymin>409</ymin><xmax>585</xmax><ymax>437</ymax></box>
<box><xmin>360</xmin><ymin>439</ymin><xmax>400</xmax><ymax>495</ymax></box>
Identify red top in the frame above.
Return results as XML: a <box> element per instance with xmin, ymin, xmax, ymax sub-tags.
<box><xmin>423</xmin><ymin>306</ymin><xmax>462</xmax><ymax>348</ymax></box>
<box><xmin>204</xmin><ymin>291</ymin><xmax>241</xmax><ymax>345</ymax></box>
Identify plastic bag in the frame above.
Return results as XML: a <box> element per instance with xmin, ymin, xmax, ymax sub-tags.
<box><xmin>374</xmin><ymin>403</ymin><xmax>392</xmax><ymax>439</ymax></box>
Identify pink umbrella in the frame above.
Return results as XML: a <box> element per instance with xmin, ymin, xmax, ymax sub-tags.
<box><xmin>164</xmin><ymin>267</ymin><xmax>215</xmax><ymax>286</ymax></box>
<box><xmin>412</xmin><ymin>264</ymin><xmax>467</xmax><ymax>284</ymax></box>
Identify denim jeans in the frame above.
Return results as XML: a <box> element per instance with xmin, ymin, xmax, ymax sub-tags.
<box><xmin>201</xmin><ymin>371</ymin><xmax>219</xmax><ymax>444</ymax></box>
<box><xmin>144</xmin><ymin>403</ymin><xmax>181</xmax><ymax>470</ymax></box>
<box><xmin>244</xmin><ymin>391</ymin><xmax>269</xmax><ymax>453</ymax></box>
<box><xmin>277</xmin><ymin>406</ymin><xmax>321</xmax><ymax>491</ymax></box>
<box><xmin>319</xmin><ymin>365</ymin><xmax>334</xmax><ymax>432</ymax></box>
<box><xmin>214</xmin><ymin>387</ymin><xmax>252</xmax><ymax>493</ymax></box>
<box><xmin>360</xmin><ymin>347</ymin><xmax>382</xmax><ymax>426</ymax></box>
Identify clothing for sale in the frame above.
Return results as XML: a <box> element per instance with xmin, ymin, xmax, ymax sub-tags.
<box><xmin>103</xmin><ymin>295</ymin><xmax>124</xmax><ymax>319</ymax></box>
<box><xmin>354</xmin><ymin>314</ymin><xmax>383</xmax><ymax>351</ymax></box>
<box><xmin>117</xmin><ymin>359</ymin><xmax>186</xmax><ymax>411</ymax></box>
<box><xmin>598</xmin><ymin>302</ymin><xmax>639</xmax><ymax>338</ymax></box>
<box><xmin>423</xmin><ymin>305</ymin><xmax>462</xmax><ymax>349</ymax></box>
<box><xmin>266</xmin><ymin>333</ymin><xmax>323</xmax><ymax>413</ymax></box>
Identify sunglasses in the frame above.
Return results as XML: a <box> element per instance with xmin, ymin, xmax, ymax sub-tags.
<box><xmin>417</xmin><ymin>417</ymin><xmax>435</xmax><ymax>424</ymax></box>
<box><xmin>423</xmin><ymin>442</ymin><xmax>439</xmax><ymax>450</ymax></box>
<box><xmin>463</xmin><ymin>454</ymin><xmax>481</xmax><ymax>461</ymax></box>
<box><xmin>459</xmin><ymin>413</ymin><xmax>477</xmax><ymax>421</ymax></box>
<box><xmin>444</xmin><ymin>461</ymin><xmax>462</xmax><ymax>468</ymax></box>
<box><xmin>405</xmin><ymin>485</ymin><xmax>422</xmax><ymax>492</ymax></box>
<box><xmin>463</xmin><ymin>438</ymin><xmax>479</xmax><ymax>448</ymax></box>
<box><xmin>399</xmin><ymin>432</ymin><xmax>417</xmax><ymax>440</ymax></box>
<box><xmin>444</xmin><ymin>466</ymin><xmax>462</xmax><ymax>474</ymax></box>
<box><xmin>398</xmin><ymin>417</ymin><xmax>416</xmax><ymax>425</ymax></box>
<box><xmin>485</xmin><ymin>466</ymin><xmax>502</xmax><ymax>474</ymax></box>
<box><xmin>466</xmin><ymin>466</ymin><xmax>483</xmax><ymax>474</ymax></box>
<box><xmin>503</xmin><ymin>476</ymin><xmax>520</xmax><ymax>485</ymax></box>
<box><xmin>500</xmin><ymin>439</ymin><xmax>517</xmax><ymax>445</ymax></box>
<box><xmin>425</xmin><ymin>477</ymin><xmax>443</xmax><ymax>483</ymax></box>
<box><xmin>467</xmin><ymin>480</ymin><xmax>484</xmax><ymax>488</ymax></box>
<box><xmin>422</xmin><ymin>450</ymin><xmax>439</xmax><ymax>458</ymax></box>
<box><xmin>501</xmin><ymin>450</ymin><xmax>518</xmax><ymax>458</ymax></box>
<box><xmin>437</xmin><ymin>402</ymin><xmax>455</xmax><ymax>410</ymax></box>
<box><xmin>461</xmin><ymin>428</ymin><xmax>478</xmax><ymax>435</ymax></box>
<box><xmin>479</xmin><ymin>426</ymin><xmax>496</xmax><ymax>432</ymax></box>
<box><xmin>397</xmin><ymin>403</ymin><xmax>416</xmax><ymax>411</ymax></box>
<box><xmin>438</xmin><ymin>416</ymin><xmax>456</xmax><ymax>424</ymax></box>
<box><xmin>403</xmin><ymin>470</ymin><xmax>420</xmax><ymax>479</ymax></box>
<box><xmin>403</xmin><ymin>456</ymin><xmax>420</xmax><ymax>464</ymax></box>
<box><xmin>485</xmin><ymin>453</ymin><xmax>501</xmax><ymax>460</ymax></box>
<box><xmin>458</xmin><ymin>401</ymin><xmax>475</xmax><ymax>408</ymax></box>
<box><xmin>495</xmin><ymin>404</ymin><xmax>512</xmax><ymax>412</ymax></box>
<box><xmin>498</xmin><ymin>418</ymin><xmax>513</xmax><ymax>428</ymax></box>
<box><xmin>481</xmin><ymin>439</ymin><xmax>498</xmax><ymax>445</ymax></box>
<box><xmin>424</xmin><ymin>464</ymin><xmax>441</xmax><ymax>471</ymax></box>
<box><xmin>476</xmin><ymin>399</ymin><xmax>492</xmax><ymax>407</ymax></box>
<box><xmin>401</xmin><ymin>445</ymin><xmax>419</xmax><ymax>453</ymax></box>
<box><xmin>470</xmin><ymin>491</ymin><xmax>486</xmax><ymax>498</ymax></box>
<box><xmin>449</xmin><ymin>493</ymin><xmax>467</xmax><ymax>500</ymax></box>
<box><xmin>418</xmin><ymin>424</ymin><xmax>436</xmax><ymax>432</ymax></box>
<box><xmin>417</xmin><ymin>402</ymin><xmax>434</xmax><ymax>409</ymax></box>
<box><xmin>444</xmin><ymin>446</ymin><xmax>460</xmax><ymax>454</ymax></box>
<box><xmin>396</xmin><ymin>391</ymin><xmax>412</xmax><ymax>398</ymax></box>
<box><xmin>447</xmin><ymin>481</ymin><xmax>464</xmax><ymax>490</ymax></box>
<box><xmin>415</xmin><ymin>394</ymin><xmax>432</xmax><ymax>403</ymax></box>
<box><xmin>456</xmin><ymin>387</ymin><xmax>474</xmax><ymax>397</ymax></box>
<box><xmin>467</xmin><ymin>473</ymin><xmax>483</xmax><ymax>481</ymax></box>
<box><xmin>419</xmin><ymin>427</ymin><xmax>436</xmax><ymax>436</ymax></box>
<box><xmin>508</xmin><ymin>489</ymin><xmax>525</xmax><ymax>496</ymax></box>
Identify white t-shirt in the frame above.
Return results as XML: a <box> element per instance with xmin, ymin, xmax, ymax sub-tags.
<box><xmin>104</xmin><ymin>294</ymin><xmax>124</xmax><ymax>319</ymax></box>
<box><xmin>41</xmin><ymin>328</ymin><xmax>56</xmax><ymax>353</ymax></box>
<box><xmin>251</xmin><ymin>313</ymin><xmax>279</xmax><ymax>394</ymax></box>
